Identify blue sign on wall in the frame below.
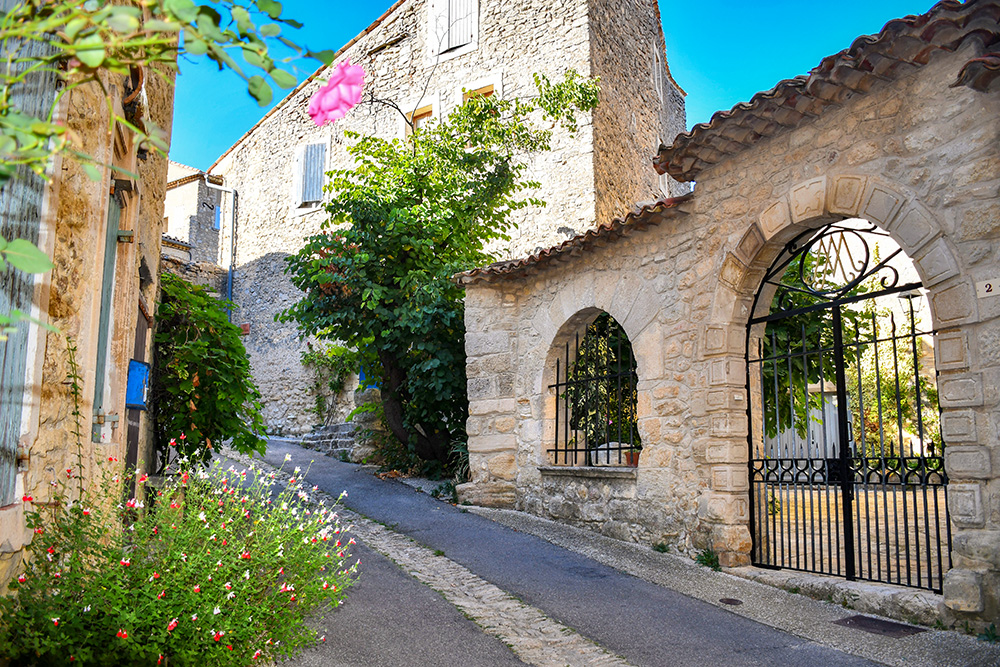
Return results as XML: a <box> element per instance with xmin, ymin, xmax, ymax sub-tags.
<box><xmin>125</xmin><ymin>360</ymin><xmax>150</xmax><ymax>410</ymax></box>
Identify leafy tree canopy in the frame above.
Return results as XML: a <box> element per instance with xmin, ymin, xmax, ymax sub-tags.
<box><xmin>280</xmin><ymin>72</ymin><xmax>599</xmax><ymax>471</ymax></box>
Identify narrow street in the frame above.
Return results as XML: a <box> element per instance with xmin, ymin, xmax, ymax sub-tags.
<box><xmin>229</xmin><ymin>441</ymin><xmax>999</xmax><ymax>667</ymax></box>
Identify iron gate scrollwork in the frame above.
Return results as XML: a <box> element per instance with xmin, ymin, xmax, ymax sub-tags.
<box><xmin>746</xmin><ymin>220</ymin><xmax>951</xmax><ymax>593</ymax></box>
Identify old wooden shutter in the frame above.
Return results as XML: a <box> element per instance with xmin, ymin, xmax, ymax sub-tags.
<box><xmin>448</xmin><ymin>0</ymin><xmax>474</xmax><ymax>50</ymax></box>
<box><xmin>0</xmin><ymin>32</ymin><xmax>58</xmax><ymax>503</ymax></box>
<box><xmin>300</xmin><ymin>143</ymin><xmax>326</xmax><ymax>204</ymax></box>
<box><xmin>92</xmin><ymin>195</ymin><xmax>121</xmax><ymax>439</ymax></box>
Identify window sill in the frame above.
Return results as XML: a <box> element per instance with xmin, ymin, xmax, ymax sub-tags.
<box><xmin>538</xmin><ymin>466</ymin><xmax>637</xmax><ymax>480</ymax></box>
<box><xmin>292</xmin><ymin>204</ymin><xmax>323</xmax><ymax>218</ymax></box>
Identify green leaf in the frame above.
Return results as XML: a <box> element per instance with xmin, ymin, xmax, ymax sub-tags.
<box><xmin>144</xmin><ymin>19</ymin><xmax>181</xmax><ymax>32</ymax></box>
<box><xmin>258</xmin><ymin>0</ymin><xmax>284</xmax><ymax>20</ymax></box>
<box><xmin>163</xmin><ymin>0</ymin><xmax>198</xmax><ymax>24</ymax></box>
<box><xmin>184</xmin><ymin>31</ymin><xmax>208</xmax><ymax>56</ymax></box>
<box><xmin>64</xmin><ymin>18</ymin><xmax>89</xmax><ymax>42</ymax></box>
<box><xmin>82</xmin><ymin>163</ymin><xmax>102</xmax><ymax>182</ymax></box>
<box><xmin>74</xmin><ymin>35</ymin><xmax>106</xmax><ymax>68</ymax></box>
<box><xmin>231</xmin><ymin>6</ymin><xmax>253</xmax><ymax>34</ymax></box>
<box><xmin>242</xmin><ymin>46</ymin><xmax>264</xmax><ymax>68</ymax></box>
<box><xmin>307</xmin><ymin>49</ymin><xmax>336</xmax><ymax>66</ymax></box>
<box><xmin>105</xmin><ymin>9</ymin><xmax>140</xmax><ymax>33</ymax></box>
<box><xmin>247</xmin><ymin>75</ymin><xmax>272</xmax><ymax>106</ymax></box>
<box><xmin>2</xmin><ymin>239</ymin><xmax>53</xmax><ymax>274</ymax></box>
<box><xmin>260</xmin><ymin>22</ymin><xmax>281</xmax><ymax>37</ymax></box>
<box><xmin>270</xmin><ymin>68</ymin><xmax>296</xmax><ymax>89</ymax></box>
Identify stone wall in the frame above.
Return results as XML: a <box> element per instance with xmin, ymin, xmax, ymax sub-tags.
<box><xmin>0</xmin><ymin>66</ymin><xmax>174</xmax><ymax>589</ymax></box>
<box><xmin>212</xmin><ymin>0</ymin><xmax>684</xmax><ymax>435</ymax></box>
<box><xmin>163</xmin><ymin>169</ymin><xmax>224</xmax><ymax>265</ymax></box>
<box><xmin>160</xmin><ymin>255</ymin><xmax>227</xmax><ymax>295</ymax></box>
<box><xmin>460</xmin><ymin>44</ymin><xmax>1000</xmax><ymax>625</ymax></box>
<box><xmin>588</xmin><ymin>0</ymin><xmax>686</xmax><ymax>224</ymax></box>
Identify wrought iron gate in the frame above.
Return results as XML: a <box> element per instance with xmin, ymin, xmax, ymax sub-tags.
<box><xmin>746</xmin><ymin>220</ymin><xmax>951</xmax><ymax>592</ymax></box>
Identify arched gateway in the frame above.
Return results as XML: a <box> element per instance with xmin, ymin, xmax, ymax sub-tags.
<box><xmin>746</xmin><ymin>218</ymin><xmax>949</xmax><ymax>592</ymax></box>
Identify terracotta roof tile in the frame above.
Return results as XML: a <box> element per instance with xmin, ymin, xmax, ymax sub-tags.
<box><xmin>656</xmin><ymin>0</ymin><xmax>1000</xmax><ymax>182</ymax></box>
<box><xmin>454</xmin><ymin>194</ymin><xmax>693</xmax><ymax>285</ymax></box>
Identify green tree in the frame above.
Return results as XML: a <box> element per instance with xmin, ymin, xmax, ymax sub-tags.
<box><xmin>280</xmin><ymin>72</ymin><xmax>599</xmax><ymax>472</ymax></box>
<box><xmin>152</xmin><ymin>273</ymin><xmax>266</xmax><ymax>469</ymax></box>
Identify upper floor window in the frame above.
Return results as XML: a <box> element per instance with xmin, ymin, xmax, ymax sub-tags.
<box><xmin>407</xmin><ymin>104</ymin><xmax>434</xmax><ymax>135</ymax></box>
<box><xmin>427</xmin><ymin>0</ymin><xmax>478</xmax><ymax>60</ymax></box>
<box><xmin>294</xmin><ymin>142</ymin><xmax>327</xmax><ymax>208</ymax></box>
<box><xmin>462</xmin><ymin>84</ymin><xmax>493</xmax><ymax>102</ymax></box>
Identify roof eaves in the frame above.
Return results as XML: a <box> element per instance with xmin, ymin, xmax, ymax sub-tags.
<box><xmin>454</xmin><ymin>193</ymin><xmax>694</xmax><ymax>286</ymax></box>
<box><xmin>656</xmin><ymin>0</ymin><xmax>1000</xmax><ymax>182</ymax></box>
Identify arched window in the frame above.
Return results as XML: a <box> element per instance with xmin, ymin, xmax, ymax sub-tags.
<box><xmin>549</xmin><ymin>312</ymin><xmax>640</xmax><ymax>467</ymax></box>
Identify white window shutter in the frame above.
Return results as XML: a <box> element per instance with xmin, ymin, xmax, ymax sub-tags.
<box><xmin>302</xmin><ymin>143</ymin><xmax>327</xmax><ymax>204</ymax></box>
<box><xmin>448</xmin><ymin>0</ymin><xmax>474</xmax><ymax>50</ymax></box>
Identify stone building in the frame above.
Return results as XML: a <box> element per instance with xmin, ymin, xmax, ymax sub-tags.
<box><xmin>162</xmin><ymin>160</ymin><xmax>227</xmax><ymax>265</ymax></box>
<box><xmin>208</xmin><ymin>0</ymin><xmax>686</xmax><ymax>435</ymax></box>
<box><xmin>457</xmin><ymin>0</ymin><xmax>1000</xmax><ymax>627</ymax></box>
<box><xmin>0</xmin><ymin>61</ymin><xmax>175</xmax><ymax>588</ymax></box>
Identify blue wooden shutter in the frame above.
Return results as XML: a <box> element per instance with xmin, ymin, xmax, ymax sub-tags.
<box><xmin>0</xmin><ymin>33</ymin><xmax>58</xmax><ymax>503</ymax></box>
<box><xmin>301</xmin><ymin>143</ymin><xmax>326</xmax><ymax>204</ymax></box>
<box><xmin>448</xmin><ymin>0</ymin><xmax>474</xmax><ymax>50</ymax></box>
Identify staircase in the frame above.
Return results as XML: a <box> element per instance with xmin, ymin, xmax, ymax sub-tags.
<box><xmin>297</xmin><ymin>422</ymin><xmax>356</xmax><ymax>460</ymax></box>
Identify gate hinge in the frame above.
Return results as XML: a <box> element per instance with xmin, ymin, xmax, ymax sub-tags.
<box><xmin>92</xmin><ymin>412</ymin><xmax>120</xmax><ymax>443</ymax></box>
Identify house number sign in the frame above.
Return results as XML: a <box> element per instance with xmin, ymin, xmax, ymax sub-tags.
<box><xmin>976</xmin><ymin>280</ymin><xmax>997</xmax><ymax>298</ymax></box>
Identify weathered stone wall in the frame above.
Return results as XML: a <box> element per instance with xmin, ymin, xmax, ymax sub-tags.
<box><xmin>163</xmin><ymin>174</ymin><xmax>223</xmax><ymax>264</ymax></box>
<box><xmin>460</xmin><ymin>45</ymin><xmax>1000</xmax><ymax>625</ymax></box>
<box><xmin>0</xmin><ymin>66</ymin><xmax>174</xmax><ymax>589</ymax></box>
<box><xmin>213</xmin><ymin>0</ymin><xmax>683</xmax><ymax>435</ymax></box>
<box><xmin>160</xmin><ymin>256</ymin><xmax>227</xmax><ymax>295</ymax></box>
<box><xmin>588</xmin><ymin>0</ymin><xmax>686</xmax><ymax>224</ymax></box>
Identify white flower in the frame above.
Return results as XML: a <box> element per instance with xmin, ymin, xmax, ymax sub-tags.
<box><xmin>284</xmin><ymin>454</ymin><xmax>292</xmax><ymax>462</ymax></box>
<box><xmin>198</xmin><ymin>511</ymin><xmax>206</xmax><ymax>522</ymax></box>
<box><xmin>227</xmin><ymin>591</ymin><xmax>236</xmax><ymax>599</ymax></box>
<box><xmin>213</xmin><ymin>606</ymin><xmax>221</xmax><ymax>615</ymax></box>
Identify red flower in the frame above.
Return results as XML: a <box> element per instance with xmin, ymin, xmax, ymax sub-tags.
<box><xmin>21</xmin><ymin>495</ymin><xmax>32</xmax><ymax>503</ymax></box>
<box><xmin>240</xmin><ymin>551</ymin><xmax>250</xmax><ymax>560</ymax></box>
<box><xmin>120</xmin><ymin>558</ymin><xmax>131</xmax><ymax>567</ymax></box>
<box><xmin>157</xmin><ymin>590</ymin><xmax>166</xmax><ymax>599</ymax></box>
<box><xmin>34</xmin><ymin>528</ymin><xmax>43</xmax><ymax>535</ymax></box>
<box><xmin>153</xmin><ymin>572</ymin><xmax>160</xmax><ymax>579</ymax></box>
<box><xmin>138</xmin><ymin>474</ymin><xmax>148</xmax><ymax>483</ymax></box>
<box><xmin>227</xmin><ymin>645</ymin><xmax>233</xmax><ymax>651</ymax></box>
<box><xmin>17</xmin><ymin>575</ymin><xmax>26</xmax><ymax>583</ymax></box>
<box><xmin>47</xmin><ymin>547</ymin><xmax>55</xmax><ymax>554</ymax></box>
<box><xmin>116</xmin><ymin>629</ymin><xmax>128</xmax><ymax>639</ymax></box>
<box><xmin>167</xmin><ymin>618</ymin><xmax>178</xmax><ymax>632</ymax></box>
<box><xmin>193</xmin><ymin>585</ymin><xmax>201</xmax><ymax>593</ymax></box>
<box><xmin>213</xmin><ymin>631</ymin><xmax>224</xmax><ymax>642</ymax></box>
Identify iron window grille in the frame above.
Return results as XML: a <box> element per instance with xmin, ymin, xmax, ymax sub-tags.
<box><xmin>549</xmin><ymin>313</ymin><xmax>641</xmax><ymax>467</ymax></box>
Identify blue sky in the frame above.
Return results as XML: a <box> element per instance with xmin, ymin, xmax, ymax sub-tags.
<box><xmin>170</xmin><ymin>0</ymin><xmax>932</xmax><ymax>171</ymax></box>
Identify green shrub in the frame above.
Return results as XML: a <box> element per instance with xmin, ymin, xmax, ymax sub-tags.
<box><xmin>152</xmin><ymin>274</ymin><xmax>266</xmax><ymax>470</ymax></box>
<box><xmin>0</xmin><ymin>457</ymin><xmax>356</xmax><ymax>665</ymax></box>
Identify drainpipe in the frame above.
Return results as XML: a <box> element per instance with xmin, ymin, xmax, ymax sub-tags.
<box><xmin>205</xmin><ymin>181</ymin><xmax>238</xmax><ymax>321</ymax></box>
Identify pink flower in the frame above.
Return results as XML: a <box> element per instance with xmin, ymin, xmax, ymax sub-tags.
<box><xmin>307</xmin><ymin>59</ymin><xmax>364</xmax><ymax>126</ymax></box>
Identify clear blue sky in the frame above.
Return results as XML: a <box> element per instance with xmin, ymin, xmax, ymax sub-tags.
<box><xmin>170</xmin><ymin>0</ymin><xmax>933</xmax><ymax>171</ymax></box>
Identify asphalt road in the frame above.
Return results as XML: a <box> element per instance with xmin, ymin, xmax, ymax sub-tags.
<box><xmin>255</xmin><ymin>440</ymin><xmax>877</xmax><ymax>667</ymax></box>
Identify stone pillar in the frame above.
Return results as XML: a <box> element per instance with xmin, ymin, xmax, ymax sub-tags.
<box><xmin>457</xmin><ymin>286</ymin><xmax>519</xmax><ymax>507</ymax></box>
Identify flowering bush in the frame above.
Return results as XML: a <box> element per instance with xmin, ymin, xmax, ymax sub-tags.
<box><xmin>0</xmin><ymin>456</ymin><xmax>356</xmax><ymax>665</ymax></box>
